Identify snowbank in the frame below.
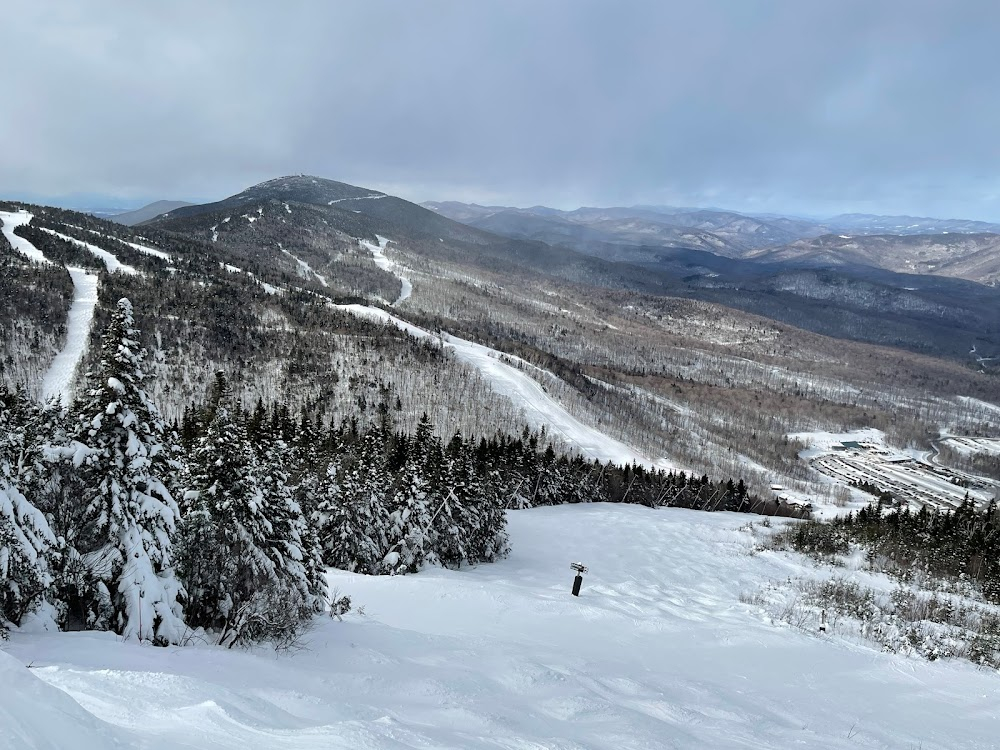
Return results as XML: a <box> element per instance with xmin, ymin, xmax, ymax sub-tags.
<box><xmin>0</xmin><ymin>649</ymin><xmax>127</xmax><ymax>750</ymax></box>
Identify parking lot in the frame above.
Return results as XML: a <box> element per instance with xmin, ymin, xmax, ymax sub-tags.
<box><xmin>812</xmin><ymin>448</ymin><xmax>998</xmax><ymax>511</ymax></box>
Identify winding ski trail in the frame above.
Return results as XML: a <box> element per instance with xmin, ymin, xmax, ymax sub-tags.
<box><xmin>1</xmin><ymin>211</ymin><xmax>102</xmax><ymax>401</ymax></box>
<box><xmin>340</xmin><ymin>303</ymin><xmax>674</xmax><ymax>470</ymax></box>
<box><xmin>38</xmin><ymin>227</ymin><xmax>137</xmax><ymax>274</ymax></box>
<box><xmin>361</xmin><ymin>235</ymin><xmax>412</xmax><ymax>305</ymax></box>
<box><xmin>280</xmin><ymin>244</ymin><xmax>328</xmax><ymax>287</ymax></box>
<box><xmin>66</xmin><ymin>225</ymin><xmax>171</xmax><ymax>261</ymax></box>
<box><xmin>0</xmin><ymin>210</ymin><xmax>49</xmax><ymax>264</ymax></box>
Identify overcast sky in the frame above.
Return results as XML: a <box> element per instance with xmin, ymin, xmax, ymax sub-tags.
<box><xmin>3</xmin><ymin>1</ymin><xmax>1000</xmax><ymax>219</ymax></box>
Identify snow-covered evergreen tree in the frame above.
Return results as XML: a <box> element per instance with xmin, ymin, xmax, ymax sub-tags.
<box><xmin>257</xmin><ymin>436</ymin><xmax>327</xmax><ymax>612</ymax></box>
<box><xmin>316</xmin><ymin>426</ymin><xmax>390</xmax><ymax>573</ymax></box>
<box><xmin>176</xmin><ymin>373</ymin><xmax>322</xmax><ymax>646</ymax></box>
<box><xmin>382</xmin><ymin>450</ymin><xmax>434</xmax><ymax>574</ymax></box>
<box><xmin>68</xmin><ymin>298</ymin><xmax>184</xmax><ymax>643</ymax></box>
<box><xmin>0</xmin><ymin>388</ymin><xmax>56</xmax><ymax>632</ymax></box>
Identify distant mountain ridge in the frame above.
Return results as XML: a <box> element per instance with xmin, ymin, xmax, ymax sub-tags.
<box><xmin>139</xmin><ymin>175</ymin><xmax>1000</xmax><ymax>365</ymax></box>
<box><xmin>825</xmin><ymin>213</ymin><xmax>1000</xmax><ymax>235</ymax></box>
<box><xmin>110</xmin><ymin>200</ymin><xmax>193</xmax><ymax>225</ymax></box>
<box><xmin>425</xmin><ymin>200</ymin><xmax>1000</xmax><ymax>286</ymax></box>
<box><xmin>746</xmin><ymin>233</ymin><xmax>1000</xmax><ymax>286</ymax></box>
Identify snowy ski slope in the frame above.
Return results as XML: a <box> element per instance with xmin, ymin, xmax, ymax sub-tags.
<box><xmin>40</xmin><ymin>267</ymin><xmax>99</xmax><ymax>402</ymax></box>
<box><xmin>4</xmin><ymin>505</ymin><xmax>996</xmax><ymax>749</ymax></box>
<box><xmin>0</xmin><ymin>212</ymin><xmax>112</xmax><ymax>401</ymax></box>
<box><xmin>341</xmin><ymin>303</ymin><xmax>673</xmax><ymax>470</ymax></box>
<box><xmin>0</xmin><ymin>210</ymin><xmax>49</xmax><ymax>264</ymax></box>
<box><xmin>360</xmin><ymin>235</ymin><xmax>412</xmax><ymax>305</ymax></box>
<box><xmin>38</xmin><ymin>227</ymin><xmax>137</xmax><ymax>275</ymax></box>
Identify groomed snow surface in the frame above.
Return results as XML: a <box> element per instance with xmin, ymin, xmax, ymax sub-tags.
<box><xmin>0</xmin><ymin>213</ymin><xmax>101</xmax><ymax>401</ymax></box>
<box><xmin>341</xmin><ymin>304</ymin><xmax>673</xmax><ymax>471</ymax></box>
<box><xmin>0</xmin><ymin>210</ymin><xmax>49</xmax><ymax>264</ymax></box>
<box><xmin>5</xmin><ymin>505</ymin><xmax>997</xmax><ymax>749</ymax></box>
<box><xmin>37</xmin><ymin>227</ymin><xmax>137</xmax><ymax>275</ymax></box>
<box><xmin>40</xmin><ymin>267</ymin><xmax>99</xmax><ymax>402</ymax></box>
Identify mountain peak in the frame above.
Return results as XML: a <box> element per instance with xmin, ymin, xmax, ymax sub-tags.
<box><xmin>234</xmin><ymin>175</ymin><xmax>385</xmax><ymax>205</ymax></box>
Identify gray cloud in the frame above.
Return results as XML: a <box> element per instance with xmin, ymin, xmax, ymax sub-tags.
<box><xmin>3</xmin><ymin>0</ymin><xmax>1000</xmax><ymax>219</ymax></box>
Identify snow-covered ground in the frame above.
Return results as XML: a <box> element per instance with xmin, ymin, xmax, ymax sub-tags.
<box><xmin>40</xmin><ymin>267</ymin><xmax>99</xmax><ymax>402</ymax></box>
<box><xmin>64</xmin><ymin>224</ymin><xmax>171</xmax><ymax>261</ymax></box>
<box><xmin>360</xmin><ymin>236</ymin><xmax>412</xmax><ymax>305</ymax></box>
<box><xmin>0</xmin><ymin>214</ymin><xmax>100</xmax><ymax>401</ymax></box>
<box><xmin>788</xmin><ymin>428</ymin><xmax>889</xmax><ymax>460</ymax></box>
<box><xmin>341</xmin><ymin>304</ymin><xmax>673</xmax><ymax>470</ymax></box>
<box><xmin>0</xmin><ymin>209</ymin><xmax>49</xmax><ymax>264</ymax></box>
<box><xmin>38</xmin><ymin>227</ymin><xmax>137</xmax><ymax>275</ymax></box>
<box><xmin>4</xmin><ymin>505</ymin><xmax>997</xmax><ymax>749</ymax></box>
<box><xmin>958</xmin><ymin>396</ymin><xmax>1000</xmax><ymax>419</ymax></box>
<box><xmin>943</xmin><ymin>436</ymin><xmax>1000</xmax><ymax>456</ymax></box>
<box><xmin>280</xmin><ymin>244</ymin><xmax>329</xmax><ymax>287</ymax></box>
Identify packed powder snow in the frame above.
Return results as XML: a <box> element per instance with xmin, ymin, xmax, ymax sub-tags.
<box><xmin>3</xmin><ymin>505</ymin><xmax>997</xmax><ymax>749</ymax></box>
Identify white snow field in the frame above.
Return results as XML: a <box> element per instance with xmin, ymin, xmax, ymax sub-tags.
<box><xmin>0</xmin><ymin>209</ymin><xmax>49</xmax><ymax>264</ymax></box>
<box><xmin>4</xmin><ymin>505</ymin><xmax>997</xmax><ymax>749</ymax></box>
<box><xmin>341</xmin><ymin>304</ymin><xmax>672</xmax><ymax>470</ymax></box>
<box><xmin>360</xmin><ymin>236</ymin><xmax>412</xmax><ymax>305</ymax></box>
<box><xmin>40</xmin><ymin>266</ymin><xmax>99</xmax><ymax>402</ymax></box>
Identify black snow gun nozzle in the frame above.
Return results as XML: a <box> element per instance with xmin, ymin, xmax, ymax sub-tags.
<box><xmin>570</xmin><ymin>562</ymin><xmax>588</xmax><ymax>596</ymax></box>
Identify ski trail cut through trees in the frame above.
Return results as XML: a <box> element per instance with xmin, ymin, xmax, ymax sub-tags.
<box><xmin>41</xmin><ymin>267</ymin><xmax>99</xmax><ymax>402</ymax></box>
<box><xmin>339</xmin><ymin>304</ymin><xmax>674</xmax><ymax>470</ymax></box>
<box><xmin>68</xmin><ymin>225</ymin><xmax>171</xmax><ymax>261</ymax></box>
<box><xmin>0</xmin><ymin>210</ymin><xmax>50</xmax><ymax>264</ymax></box>
<box><xmin>37</xmin><ymin>227</ymin><xmax>138</xmax><ymax>275</ymax></box>
<box><xmin>280</xmin><ymin>244</ymin><xmax>328</xmax><ymax>287</ymax></box>
<box><xmin>0</xmin><ymin>213</ymin><xmax>100</xmax><ymax>401</ymax></box>
<box><xmin>360</xmin><ymin>235</ymin><xmax>412</xmax><ymax>305</ymax></box>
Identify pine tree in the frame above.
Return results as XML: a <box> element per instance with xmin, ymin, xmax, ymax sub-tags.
<box><xmin>0</xmin><ymin>390</ymin><xmax>56</xmax><ymax>632</ymax></box>
<box><xmin>315</xmin><ymin>427</ymin><xmax>390</xmax><ymax>573</ymax></box>
<box><xmin>257</xmin><ymin>437</ymin><xmax>327</xmax><ymax>613</ymax></box>
<box><xmin>382</xmin><ymin>442</ymin><xmax>434</xmax><ymax>574</ymax></box>
<box><xmin>177</xmin><ymin>375</ymin><xmax>324</xmax><ymax>645</ymax></box>
<box><xmin>69</xmin><ymin>299</ymin><xmax>184</xmax><ymax>643</ymax></box>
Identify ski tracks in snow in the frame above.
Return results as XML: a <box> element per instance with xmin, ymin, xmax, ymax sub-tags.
<box><xmin>340</xmin><ymin>304</ymin><xmax>674</xmax><ymax>470</ymax></box>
